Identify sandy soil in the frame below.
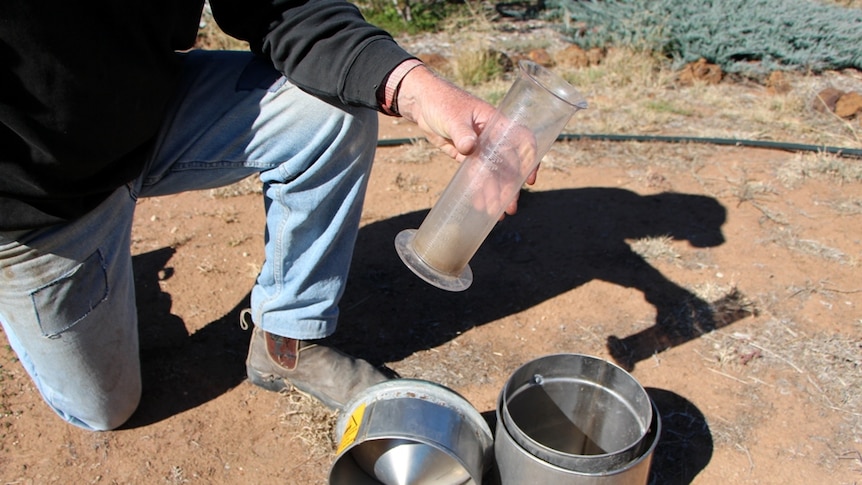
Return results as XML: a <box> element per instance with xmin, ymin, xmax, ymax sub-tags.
<box><xmin>2</xmin><ymin>28</ymin><xmax>862</xmax><ymax>485</ymax></box>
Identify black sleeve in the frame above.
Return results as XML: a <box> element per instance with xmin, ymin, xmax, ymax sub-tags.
<box><xmin>210</xmin><ymin>0</ymin><xmax>415</xmax><ymax>109</ymax></box>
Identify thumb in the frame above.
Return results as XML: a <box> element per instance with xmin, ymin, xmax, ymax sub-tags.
<box><xmin>451</xmin><ymin>129</ymin><xmax>479</xmax><ymax>156</ymax></box>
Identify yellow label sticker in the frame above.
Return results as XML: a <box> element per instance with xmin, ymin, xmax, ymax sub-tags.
<box><xmin>336</xmin><ymin>402</ymin><xmax>366</xmax><ymax>455</ymax></box>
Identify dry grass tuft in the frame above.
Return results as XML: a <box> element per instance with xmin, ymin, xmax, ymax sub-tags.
<box><xmin>277</xmin><ymin>390</ymin><xmax>339</xmax><ymax>458</ymax></box>
<box><xmin>820</xmin><ymin>196</ymin><xmax>862</xmax><ymax>216</ymax></box>
<box><xmin>761</xmin><ymin>226</ymin><xmax>855</xmax><ymax>265</ymax></box>
<box><xmin>436</xmin><ymin>1</ymin><xmax>497</xmax><ymax>35</ymax></box>
<box><xmin>709</xmin><ymin>287</ymin><xmax>759</xmax><ymax>328</ymax></box>
<box><xmin>776</xmin><ymin>151</ymin><xmax>862</xmax><ymax>188</ymax></box>
<box><xmin>678</xmin><ymin>285</ymin><xmax>760</xmax><ymax>340</ymax></box>
<box><xmin>769</xmin><ymin>320</ymin><xmax>861</xmax><ymax>434</ymax></box>
<box><xmin>630</xmin><ymin>235</ymin><xmax>680</xmax><ymax>264</ymax></box>
<box><xmin>396</xmin><ymin>138</ymin><xmax>436</xmax><ymax>164</ymax></box>
<box><xmin>450</xmin><ymin>46</ymin><xmax>506</xmax><ymax>87</ymax></box>
<box><xmin>731</xmin><ymin>179</ymin><xmax>779</xmax><ymax>205</ymax></box>
<box><xmin>395</xmin><ymin>172</ymin><xmax>430</xmax><ymax>193</ymax></box>
<box><xmin>705</xmin><ymin>315</ymin><xmax>862</xmax><ymax>444</ymax></box>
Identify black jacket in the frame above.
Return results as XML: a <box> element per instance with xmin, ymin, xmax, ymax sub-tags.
<box><xmin>0</xmin><ymin>0</ymin><xmax>412</xmax><ymax>230</ymax></box>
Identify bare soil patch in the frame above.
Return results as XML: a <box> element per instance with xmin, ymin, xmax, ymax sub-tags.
<box><xmin>2</xmin><ymin>20</ymin><xmax>862</xmax><ymax>485</ymax></box>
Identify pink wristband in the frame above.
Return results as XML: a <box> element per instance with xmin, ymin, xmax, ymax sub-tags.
<box><xmin>382</xmin><ymin>59</ymin><xmax>424</xmax><ymax>116</ymax></box>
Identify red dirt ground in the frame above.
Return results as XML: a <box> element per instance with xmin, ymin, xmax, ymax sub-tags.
<box><xmin>2</xmin><ymin>20</ymin><xmax>862</xmax><ymax>481</ymax></box>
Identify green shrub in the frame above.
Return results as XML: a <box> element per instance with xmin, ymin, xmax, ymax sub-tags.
<box><xmin>547</xmin><ymin>0</ymin><xmax>862</xmax><ymax>76</ymax></box>
<box><xmin>357</xmin><ymin>0</ymin><xmax>468</xmax><ymax>34</ymax></box>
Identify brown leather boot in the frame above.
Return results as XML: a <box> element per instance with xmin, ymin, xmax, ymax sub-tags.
<box><xmin>245</xmin><ymin>325</ymin><xmax>390</xmax><ymax>410</ymax></box>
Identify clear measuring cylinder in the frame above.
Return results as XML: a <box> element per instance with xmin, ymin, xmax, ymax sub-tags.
<box><xmin>395</xmin><ymin>60</ymin><xmax>588</xmax><ymax>291</ymax></box>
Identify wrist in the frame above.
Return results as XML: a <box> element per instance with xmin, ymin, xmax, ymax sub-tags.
<box><xmin>381</xmin><ymin>59</ymin><xmax>424</xmax><ymax>117</ymax></box>
<box><xmin>392</xmin><ymin>64</ymin><xmax>438</xmax><ymax>122</ymax></box>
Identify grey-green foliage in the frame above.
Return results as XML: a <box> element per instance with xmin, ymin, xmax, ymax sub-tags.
<box><xmin>547</xmin><ymin>0</ymin><xmax>862</xmax><ymax>75</ymax></box>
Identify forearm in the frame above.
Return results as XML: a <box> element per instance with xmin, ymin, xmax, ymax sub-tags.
<box><xmin>212</xmin><ymin>0</ymin><xmax>413</xmax><ymax>109</ymax></box>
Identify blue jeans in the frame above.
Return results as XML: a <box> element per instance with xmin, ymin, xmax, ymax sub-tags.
<box><xmin>0</xmin><ymin>51</ymin><xmax>378</xmax><ymax>430</ymax></box>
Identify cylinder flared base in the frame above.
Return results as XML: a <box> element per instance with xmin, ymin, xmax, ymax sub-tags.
<box><xmin>395</xmin><ymin>229</ymin><xmax>473</xmax><ymax>292</ymax></box>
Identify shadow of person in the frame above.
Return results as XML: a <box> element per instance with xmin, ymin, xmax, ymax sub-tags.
<box><xmin>124</xmin><ymin>186</ymin><xmax>748</xmax><ymax>424</ymax></box>
<box><xmin>133</xmin><ymin>247</ymin><xmax>186</xmax><ymax>350</ymax></box>
<box><xmin>123</xmin><ymin>247</ymin><xmax>251</xmax><ymax>428</ymax></box>
<box><xmin>337</xmin><ymin>187</ymin><xmax>752</xmax><ymax>370</ymax></box>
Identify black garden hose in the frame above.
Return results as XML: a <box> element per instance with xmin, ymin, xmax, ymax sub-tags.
<box><xmin>377</xmin><ymin>133</ymin><xmax>862</xmax><ymax>159</ymax></box>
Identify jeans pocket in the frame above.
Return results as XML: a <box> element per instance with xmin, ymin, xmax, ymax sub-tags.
<box><xmin>31</xmin><ymin>249</ymin><xmax>108</xmax><ymax>338</ymax></box>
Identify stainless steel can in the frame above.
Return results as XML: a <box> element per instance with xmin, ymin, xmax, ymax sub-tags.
<box><xmin>330</xmin><ymin>378</ymin><xmax>494</xmax><ymax>485</ymax></box>
<box><xmin>494</xmin><ymin>354</ymin><xmax>659</xmax><ymax>485</ymax></box>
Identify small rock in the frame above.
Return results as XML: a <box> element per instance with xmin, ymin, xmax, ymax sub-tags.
<box><xmin>527</xmin><ymin>48</ymin><xmax>554</xmax><ymax>67</ymax></box>
<box><xmin>678</xmin><ymin>58</ymin><xmax>722</xmax><ymax>85</ymax></box>
<box><xmin>586</xmin><ymin>47</ymin><xmax>604</xmax><ymax>66</ymax></box>
<box><xmin>766</xmin><ymin>71</ymin><xmax>791</xmax><ymax>94</ymax></box>
<box><xmin>555</xmin><ymin>44</ymin><xmax>589</xmax><ymax>69</ymax></box>
<box><xmin>835</xmin><ymin>91</ymin><xmax>862</xmax><ymax>118</ymax></box>
<box><xmin>813</xmin><ymin>87</ymin><xmax>844</xmax><ymax>113</ymax></box>
<box><xmin>418</xmin><ymin>53</ymin><xmax>449</xmax><ymax>73</ymax></box>
<box><xmin>553</xmin><ymin>45</ymin><xmax>604</xmax><ymax>69</ymax></box>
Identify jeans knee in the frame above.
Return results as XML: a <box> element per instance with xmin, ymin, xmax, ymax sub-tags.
<box><xmin>93</xmin><ymin>387</ymin><xmax>141</xmax><ymax>431</ymax></box>
<box><xmin>47</xmin><ymin>369</ymin><xmax>142</xmax><ymax>431</ymax></box>
<box><xmin>87</xmin><ymin>412</ymin><xmax>132</xmax><ymax>432</ymax></box>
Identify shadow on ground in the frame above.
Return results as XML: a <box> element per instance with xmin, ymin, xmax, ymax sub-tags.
<box><xmin>646</xmin><ymin>387</ymin><xmax>714</xmax><ymax>484</ymax></box>
<box><xmin>123</xmin><ymin>247</ymin><xmax>251</xmax><ymax>428</ymax></box>
<box><xmin>126</xmin><ymin>187</ymin><xmax>750</xmax><ymax>427</ymax></box>
<box><xmin>338</xmin><ymin>187</ymin><xmax>750</xmax><ymax>370</ymax></box>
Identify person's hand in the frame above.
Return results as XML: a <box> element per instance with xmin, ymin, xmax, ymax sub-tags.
<box><xmin>395</xmin><ymin>65</ymin><xmax>493</xmax><ymax>161</ymax></box>
<box><xmin>395</xmin><ymin>65</ymin><xmax>537</xmax><ymax>216</ymax></box>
